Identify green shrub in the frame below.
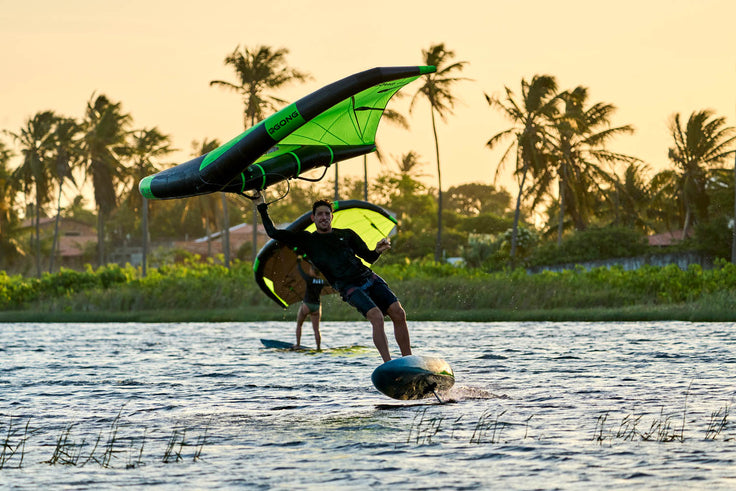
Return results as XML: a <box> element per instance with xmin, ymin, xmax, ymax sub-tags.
<box><xmin>691</xmin><ymin>216</ymin><xmax>732</xmax><ymax>259</ymax></box>
<box><xmin>530</xmin><ymin>226</ymin><xmax>649</xmax><ymax>266</ymax></box>
<box><xmin>4</xmin><ymin>256</ymin><xmax>736</xmax><ymax>315</ymax></box>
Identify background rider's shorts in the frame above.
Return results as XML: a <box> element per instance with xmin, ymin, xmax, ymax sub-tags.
<box><xmin>342</xmin><ymin>274</ymin><xmax>398</xmax><ymax>317</ymax></box>
<box><xmin>303</xmin><ymin>301</ymin><xmax>320</xmax><ymax>313</ymax></box>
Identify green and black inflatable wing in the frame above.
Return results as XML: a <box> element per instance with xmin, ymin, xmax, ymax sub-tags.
<box><xmin>253</xmin><ymin>200</ymin><xmax>397</xmax><ymax>308</ymax></box>
<box><xmin>139</xmin><ymin>66</ymin><xmax>435</xmax><ymax>200</ymax></box>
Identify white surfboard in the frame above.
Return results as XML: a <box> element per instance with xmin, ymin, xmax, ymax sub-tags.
<box><xmin>260</xmin><ymin>338</ymin><xmax>370</xmax><ymax>355</ymax></box>
<box><xmin>371</xmin><ymin>355</ymin><xmax>454</xmax><ymax>401</ymax></box>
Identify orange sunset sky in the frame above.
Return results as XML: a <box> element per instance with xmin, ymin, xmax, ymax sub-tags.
<box><xmin>2</xmin><ymin>0</ymin><xmax>735</xmax><ymax>198</ymax></box>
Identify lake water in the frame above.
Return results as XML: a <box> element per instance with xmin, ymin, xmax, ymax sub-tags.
<box><xmin>1</xmin><ymin>320</ymin><xmax>735</xmax><ymax>489</ymax></box>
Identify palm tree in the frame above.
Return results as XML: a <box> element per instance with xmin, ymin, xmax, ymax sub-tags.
<box><xmin>121</xmin><ymin>127</ymin><xmax>174</xmax><ymax>275</ymax></box>
<box><xmin>396</xmin><ymin>150</ymin><xmax>427</xmax><ymax>179</ymax></box>
<box><xmin>372</xmin><ymin>150</ymin><xmax>433</xmax><ymax>240</ymax></box>
<box><xmin>210</xmin><ymin>45</ymin><xmax>310</xmax><ymax>262</ymax></box>
<box><xmin>48</xmin><ymin>116</ymin><xmax>82</xmax><ymax>272</ymax></box>
<box><xmin>210</xmin><ymin>45</ymin><xmax>311</xmax><ymax>129</ymax></box>
<box><xmin>543</xmin><ymin>86</ymin><xmax>637</xmax><ymax>242</ymax></box>
<box><xmin>446</xmin><ymin>182</ymin><xmax>511</xmax><ymax>217</ymax></box>
<box><xmin>121</xmin><ymin>128</ymin><xmax>173</xmax><ymax>207</ymax></box>
<box><xmin>603</xmin><ymin>162</ymin><xmax>653</xmax><ymax>233</ymax></box>
<box><xmin>410</xmin><ymin>43</ymin><xmax>469</xmax><ymax>262</ymax></box>
<box><xmin>667</xmin><ymin>109</ymin><xmax>736</xmax><ymax>237</ymax></box>
<box><xmin>648</xmin><ymin>168</ymin><xmax>681</xmax><ymax>233</ymax></box>
<box><xmin>486</xmin><ymin>75</ymin><xmax>560</xmax><ymax>263</ymax></box>
<box><xmin>81</xmin><ymin>94</ymin><xmax>132</xmax><ymax>267</ymax></box>
<box><xmin>7</xmin><ymin>111</ymin><xmax>57</xmax><ymax>277</ymax></box>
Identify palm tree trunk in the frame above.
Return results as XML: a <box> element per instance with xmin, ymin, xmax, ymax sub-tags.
<box><xmin>431</xmin><ymin>109</ymin><xmax>443</xmax><ymax>263</ymax></box>
<box><xmin>682</xmin><ymin>204</ymin><xmax>692</xmax><ymax>240</ymax></box>
<box><xmin>34</xmin><ymin>194</ymin><xmax>41</xmax><ymax>278</ymax></box>
<box><xmin>557</xmin><ymin>176</ymin><xmax>565</xmax><ymax>246</ymax></box>
<box><xmin>142</xmin><ymin>197</ymin><xmax>148</xmax><ymax>277</ymax></box>
<box><xmin>222</xmin><ymin>193</ymin><xmax>230</xmax><ymax>268</ymax></box>
<box><xmin>251</xmin><ymin>203</ymin><xmax>257</xmax><ymax>262</ymax></box>
<box><xmin>732</xmin><ymin>153</ymin><xmax>736</xmax><ymax>263</ymax></box>
<box><xmin>613</xmin><ymin>183</ymin><xmax>621</xmax><ymax>225</ymax></box>
<box><xmin>50</xmin><ymin>179</ymin><xmax>63</xmax><ymax>273</ymax></box>
<box><xmin>246</xmin><ymin>115</ymin><xmax>259</xmax><ymax>264</ymax></box>
<box><xmin>334</xmin><ymin>164</ymin><xmax>339</xmax><ymax>201</ymax></box>
<box><xmin>510</xmin><ymin>164</ymin><xmax>528</xmax><ymax>265</ymax></box>
<box><xmin>97</xmin><ymin>209</ymin><xmax>105</xmax><ymax>267</ymax></box>
<box><xmin>206</xmin><ymin>217</ymin><xmax>212</xmax><ymax>257</ymax></box>
<box><xmin>363</xmin><ymin>155</ymin><xmax>368</xmax><ymax>201</ymax></box>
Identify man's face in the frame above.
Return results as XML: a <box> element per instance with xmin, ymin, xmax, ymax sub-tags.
<box><xmin>312</xmin><ymin>205</ymin><xmax>333</xmax><ymax>233</ymax></box>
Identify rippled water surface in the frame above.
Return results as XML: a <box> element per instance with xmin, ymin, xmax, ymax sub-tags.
<box><xmin>1</xmin><ymin>321</ymin><xmax>735</xmax><ymax>489</ymax></box>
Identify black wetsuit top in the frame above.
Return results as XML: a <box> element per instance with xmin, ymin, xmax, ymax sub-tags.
<box><xmin>296</xmin><ymin>260</ymin><xmax>326</xmax><ymax>305</ymax></box>
<box><xmin>258</xmin><ymin>203</ymin><xmax>380</xmax><ymax>292</ymax></box>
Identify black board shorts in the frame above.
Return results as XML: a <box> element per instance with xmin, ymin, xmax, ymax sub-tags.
<box><xmin>342</xmin><ymin>273</ymin><xmax>398</xmax><ymax>317</ymax></box>
<box><xmin>302</xmin><ymin>301</ymin><xmax>320</xmax><ymax>313</ymax></box>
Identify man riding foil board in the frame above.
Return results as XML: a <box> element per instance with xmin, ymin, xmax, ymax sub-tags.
<box><xmin>255</xmin><ymin>193</ymin><xmax>411</xmax><ymax>363</ymax></box>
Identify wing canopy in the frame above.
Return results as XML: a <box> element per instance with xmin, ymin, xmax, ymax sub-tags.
<box><xmin>273</xmin><ymin>76</ymin><xmax>418</xmax><ymax>148</ymax></box>
<box><xmin>140</xmin><ymin>66</ymin><xmax>435</xmax><ymax>200</ymax></box>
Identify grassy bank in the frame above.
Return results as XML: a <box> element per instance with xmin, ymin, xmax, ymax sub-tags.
<box><xmin>2</xmin><ymin>259</ymin><xmax>736</xmax><ymax>322</ymax></box>
<box><xmin>0</xmin><ymin>306</ymin><xmax>732</xmax><ymax>323</ymax></box>
<box><xmin>2</xmin><ymin>300</ymin><xmax>735</xmax><ymax>323</ymax></box>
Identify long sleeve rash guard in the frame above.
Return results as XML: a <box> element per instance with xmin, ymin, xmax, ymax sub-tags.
<box><xmin>258</xmin><ymin>203</ymin><xmax>380</xmax><ymax>292</ymax></box>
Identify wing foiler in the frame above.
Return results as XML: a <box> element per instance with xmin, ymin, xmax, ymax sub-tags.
<box><xmin>253</xmin><ymin>200</ymin><xmax>397</xmax><ymax>308</ymax></box>
<box><xmin>139</xmin><ymin>66</ymin><xmax>435</xmax><ymax>200</ymax></box>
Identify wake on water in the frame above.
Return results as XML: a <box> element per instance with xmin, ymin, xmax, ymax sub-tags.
<box><xmin>444</xmin><ymin>385</ymin><xmax>508</xmax><ymax>401</ymax></box>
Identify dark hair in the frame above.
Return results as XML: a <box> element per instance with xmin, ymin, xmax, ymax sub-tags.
<box><xmin>312</xmin><ymin>199</ymin><xmax>333</xmax><ymax>215</ymax></box>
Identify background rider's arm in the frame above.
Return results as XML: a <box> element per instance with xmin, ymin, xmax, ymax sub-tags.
<box><xmin>295</xmin><ymin>256</ymin><xmax>311</xmax><ymax>281</ymax></box>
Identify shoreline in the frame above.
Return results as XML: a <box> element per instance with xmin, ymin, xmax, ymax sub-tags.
<box><xmin>3</xmin><ymin>304</ymin><xmax>735</xmax><ymax>323</ymax></box>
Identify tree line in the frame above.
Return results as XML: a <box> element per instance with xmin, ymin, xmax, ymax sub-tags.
<box><xmin>1</xmin><ymin>44</ymin><xmax>735</xmax><ymax>277</ymax></box>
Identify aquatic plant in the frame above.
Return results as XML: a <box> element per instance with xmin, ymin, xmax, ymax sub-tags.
<box><xmin>523</xmin><ymin>414</ymin><xmax>534</xmax><ymax>440</ymax></box>
<box><xmin>590</xmin><ymin>383</ymin><xmax>734</xmax><ymax>444</ymax></box>
<box><xmin>43</xmin><ymin>410</ymin><xmax>123</xmax><ymax>467</ymax></box>
<box><xmin>0</xmin><ymin>416</ymin><xmax>31</xmax><ymax>469</ymax></box>
<box><xmin>593</xmin><ymin>407</ymin><xmax>689</xmax><ymax>444</ymax></box>
<box><xmin>640</xmin><ymin>408</ymin><xmax>682</xmax><ymax>442</ymax></box>
<box><xmin>163</xmin><ymin>423</ymin><xmax>209</xmax><ymax>463</ymax></box>
<box><xmin>406</xmin><ymin>408</ymin><xmax>535</xmax><ymax>446</ymax></box>
<box><xmin>163</xmin><ymin>429</ymin><xmax>185</xmax><ymax>463</ymax></box>
<box><xmin>193</xmin><ymin>421</ymin><xmax>209</xmax><ymax>462</ymax></box>
<box><xmin>407</xmin><ymin>408</ymin><xmax>445</xmax><ymax>445</ymax></box>
<box><xmin>705</xmin><ymin>404</ymin><xmax>729</xmax><ymax>441</ymax></box>
<box><xmin>126</xmin><ymin>428</ymin><xmax>146</xmax><ymax>469</ymax></box>
<box><xmin>469</xmin><ymin>409</ymin><xmax>507</xmax><ymax>444</ymax></box>
<box><xmin>33</xmin><ymin>406</ymin><xmax>208</xmax><ymax>469</ymax></box>
<box><xmin>593</xmin><ymin>411</ymin><xmax>609</xmax><ymax>443</ymax></box>
<box><xmin>43</xmin><ymin>422</ymin><xmax>86</xmax><ymax>466</ymax></box>
<box><xmin>97</xmin><ymin>408</ymin><xmax>123</xmax><ymax>468</ymax></box>
<box><xmin>449</xmin><ymin>415</ymin><xmax>464</xmax><ymax>440</ymax></box>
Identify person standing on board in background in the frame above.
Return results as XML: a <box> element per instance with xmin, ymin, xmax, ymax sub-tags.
<box><xmin>295</xmin><ymin>256</ymin><xmax>325</xmax><ymax>350</ymax></box>
<box><xmin>255</xmin><ymin>194</ymin><xmax>411</xmax><ymax>362</ymax></box>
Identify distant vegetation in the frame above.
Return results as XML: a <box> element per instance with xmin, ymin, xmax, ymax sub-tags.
<box><xmin>2</xmin><ymin>43</ymin><xmax>735</xmax><ymax>280</ymax></box>
<box><xmin>3</xmin><ymin>258</ymin><xmax>736</xmax><ymax>322</ymax></box>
